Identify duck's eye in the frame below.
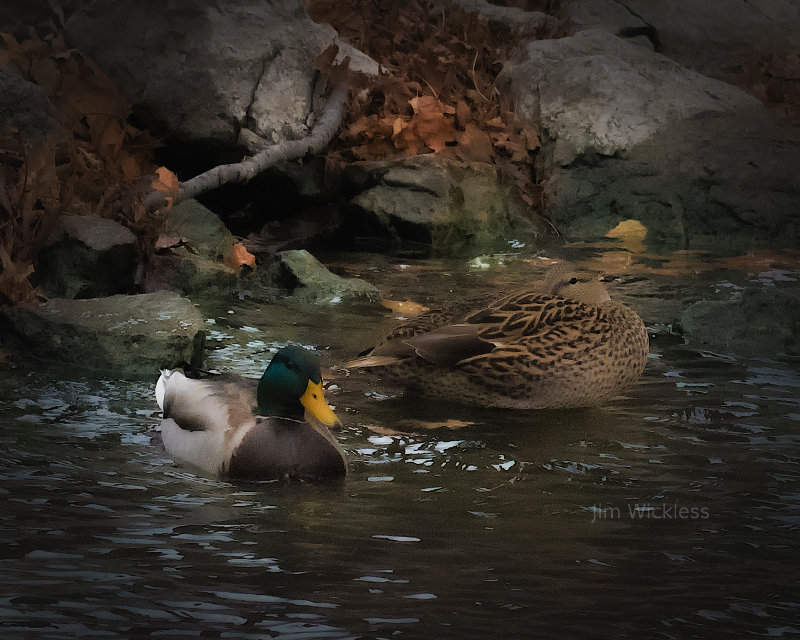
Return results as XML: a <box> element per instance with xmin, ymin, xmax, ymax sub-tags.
<box><xmin>313</xmin><ymin>394</ymin><xmax>318</xmax><ymax>399</ymax></box>
<box><xmin>569</xmin><ymin>277</ymin><xmax>579</xmax><ymax>285</ymax></box>
<box><xmin>286</xmin><ymin>362</ymin><xmax>295</xmax><ymax>370</ymax></box>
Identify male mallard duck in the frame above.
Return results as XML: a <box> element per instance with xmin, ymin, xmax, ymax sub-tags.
<box><xmin>155</xmin><ymin>346</ymin><xmax>346</xmax><ymax>480</ymax></box>
<box><xmin>347</xmin><ymin>263</ymin><xmax>649</xmax><ymax>409</ymax></box>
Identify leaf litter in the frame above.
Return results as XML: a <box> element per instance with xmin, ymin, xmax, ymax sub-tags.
<box><xmin>309</xmin><ymin>0</ymin><xmax>560</xmax><ymax>209</ymax></box>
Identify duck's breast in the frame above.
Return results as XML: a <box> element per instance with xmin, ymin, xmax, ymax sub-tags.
<box><xmin>227</xmin><ymin>417</ymin><xmax>346</xmax><ymax>481</ymax></box>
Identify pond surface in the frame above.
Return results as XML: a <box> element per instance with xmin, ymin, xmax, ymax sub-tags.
<box><xmin>1</xmin><ymin>246</ymin><xmax>799</xmax><ymax>639</ymax></box>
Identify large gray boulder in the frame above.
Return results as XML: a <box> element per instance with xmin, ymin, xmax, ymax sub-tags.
<box><xmin>345</xmin><ymin>155</ymin><xmax>547</xmax><ymax>254</ymax></box>
<box><xmin>501</xmin><ymin>29</ymin><xmax>800</xmax><ymax>247</ymax></box>
<box><xmin>4</xmin><ymin>292</ymin><xmax>206</xmax><ymax>377</ymax></box>
<box><xmin>563</xmin><ymin>0</ymin><xmax>800</xmax><ymax>83</ymax></box>
<box><xmin>502</xmin><ymin>29</ymin><xmax>759</xmax><ymax>166</ymax></box>
<box><xmin>441</xmin><ymin>0</ymin><xmax>555</xmax><ymax>35</ymax></box>
<box><xmin>0</xmin><ymin>68</ymin><xmax>61</xmax><ymax>141</ymax></box>
<box><xmin>0</xmin><ymin>1</ymin><xmax>69</xmax><ymax>41</ymax></box>
<box><xmin>63</xmin><ymin>0</ymin><xmax>377</xmax><ymax>153</ymax></box>
<box><xmin>681</xmin><ymin>287</ymin><xmax>800</xmax><ymax>357</ymax></box>
<box><xmin>34</xmin><ymin>215</ymin><xmax>138</xmax><ymax>299</ymax></box>
<box><xmin>543</xmin><ymin>108</ymin><xmax>800</xmax><ymax>245</ymax></box>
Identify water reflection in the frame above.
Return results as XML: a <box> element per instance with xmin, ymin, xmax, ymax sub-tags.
<box><xmin>1</xmin><ymin>249</ymin><xmax>799</xmax><ymax>638</ymax></box>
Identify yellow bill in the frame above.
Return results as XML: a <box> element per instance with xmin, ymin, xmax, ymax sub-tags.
<box><xmin>300</xmin><ymin>380</ymin><xmax>341</xmax><ymax>427</ymax></box>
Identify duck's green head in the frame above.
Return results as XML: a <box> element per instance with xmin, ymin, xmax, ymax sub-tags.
<box><xmin>257</xmin><ymin>346</ymin><xmax>341</xmax><ymax>426</ymax></box>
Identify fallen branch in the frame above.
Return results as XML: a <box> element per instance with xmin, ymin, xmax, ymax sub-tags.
<box><xmin>145</xmin><ymin>81</ymin><xmax>350</xmax><ymax>210</ymax></box>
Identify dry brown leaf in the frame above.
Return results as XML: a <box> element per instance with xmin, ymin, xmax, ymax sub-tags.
<box><xmin>398</xmin><ymin>418</ymin><xmax>475</xmax><ymax>430</ymax></box>
<box><xmin>313</xmin><ymin>43</ymin><xmax>339</xmax><ymax>72</ymax></box>
<box><xmin>455</xmin><ymin>99</ymin><xmax>470</xmax><ymax>130</ymax></box>
<box><xmin>410</xmin><ymin>95</ymin><xmax>455</xmax><ymax>117</ymax></box>
<box><xmin>400</xmin><ymin>95</ymin><xmax>458</xmax><ymax>153</ymax></box>
<box><xmin>118</xmin><ymin>152</ymin><xmax>140</xmax><ymax>180</ymax></box>
<box><xmin>345</xmin><ymin>115</ymin><xmax>376</xmax><ymax>138</ymax></box>
<box><xmin>93</xmin><ymin>116</ymin><xmax>125</xmax><ymax>157</ymax></box>
<box><xmin>226</xmin><ymin>243</ymin><xmax>257</xmax><ymax>274</ymax></box>
<box><xmin>453</xmin><ymin>122</ymin><xmax>494</xmax><ymax>162</ymax></box>
<box><xmin>0</xmin><ymin>32</ymin><xmax>20</xmax><ymax>50</ymax></box>
<box><xmin>151</xmin><ymin>166</ymin><xmax>178</xmax><ymax>199</ymax></box>
<box><xmin>522</xmin><ymin>125</ymin><xmax>541</xmax><ymax>152</ymax></box>
<box><xmin>30</xmin><ymin>56</ymin><xmax>60</xmax><ymax>94</ymax></box>
<box><xmin>310</xmin><ymin>0</ymin><xmax>547</xmax><ymax>228</ymax></box>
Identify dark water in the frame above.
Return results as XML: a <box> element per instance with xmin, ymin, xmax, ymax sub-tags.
<box><xmin>2</xmin><ymin>248</ymin><xmax>799</xmax><ymax>639</ymax></box>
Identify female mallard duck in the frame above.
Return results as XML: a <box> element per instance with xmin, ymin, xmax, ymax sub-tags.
<box><xmin>155</xmin><ymin>346</ymin><xmax>346</xmax><ymax>480</ymax></box>
<box><xmin>347</xmin><ymin>263</ymin><xmax>649</xmax><ymax>409</ymax></box>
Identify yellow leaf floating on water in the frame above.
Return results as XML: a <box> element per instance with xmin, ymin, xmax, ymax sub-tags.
<box><xmin>605</xmin><ymin>219</ymin><xmax>648</xmax><ymax>253</ymax></box>
<box><xmin>363</xmin><ymin>419</ymin><xmax>474</xmax><ymax>437</ymax></box>
<box><xmin>399</xmin><ymin>419</ymin><xmax>475</xmax><ymax>430</ymax></box>
<box><xmin>380</xmin><ymin>299</ymin><xmax>429</xmax><ymax>316</ymax></box>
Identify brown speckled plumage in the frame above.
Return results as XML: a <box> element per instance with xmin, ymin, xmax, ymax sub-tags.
<box><xmin>347</xmin><ymin>264</ymin><xmax>649</xmax><ymax>409</ymax></box>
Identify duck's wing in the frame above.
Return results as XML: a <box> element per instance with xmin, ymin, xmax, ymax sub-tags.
<box><xmin>398</xmin><ymin>324</ymin><xmax>495</xmax><ymax>367</ymax></box>
<box><xmin>464</xmin><ymin>289</ymin><xmax>596</xmax><ymax>332</ymax></box>
<box><xmin>354</xmin><ymin>290</ymin><xmax>606</xmax><ymax>369</ymax></box>
<box><xmin>346</xmin><ymin>322</ymin><xmax>490</xmax><ymax>368</ymax></box>
<box><xmin>463</xmin><ymin>290</ymin><xmax>606</xmax><ymax>339</ymax></box>
<box><xmin>344</xmin><ymin>307</ymin><xmax>450</xmax><ymax>367</ymax></box>
<box><xmin>158</xmin><ymin>370</ymin><xmax>256</xmax><ymax>433</ymax></box>
<box><xmin>157</xmin><ymin>371</ymin><xmax>260</xmax><ymax>478</ymax></box>
<box><xmin>459</xmin><ymin>292</ymin><xmax>616</xmax><ymax>370</ymax></box>
<box><xmin>400</xmin><ymin>291</ymin><xmax>615</xmax><ymax>369</ymax></box>
<box><xmin>346</xmin><ymin>296</ymin><xmax>495</xmax><ymax>368</ymax></box>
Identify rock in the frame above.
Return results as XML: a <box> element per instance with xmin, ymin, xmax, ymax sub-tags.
<box><xmin>33</xmin><ymin>215</ymin><xmax>138</xmax><ymax>299</ymax></box>
<box><xmin>543</xmin><ymin>108</ymin><xmax>800</xmax><ymax>246</ymax></box>
<box><xmin>144</xmin><ymin>250</ymin><xmax>238</xmax><ymax>296</ymax></box>
<box><xmin>681</xmin><ymin>288</ymin><xmax>800</xmax><ymax>357</ymax></box>
<box><xmin>0</xmin><ymin>1</ymin><xmax>66</xmax><ymax>41</ymax></box>
<box><xmin>268</xmin><ymin>250</ymin><xmax>378</xmax><ymax>303</ymax></box>
<box><xmin>345</xmin><ymin>155</ymin><xmax>546</xmax><ymax>254</ymax></box>
<box><xmin>441</xmin><ymin>0</ymin><xmax>556</xmax><ymax>35</ymax></box>
<box><xmin>0</xmin><ymin>68</ymin><xmax>62</xmax><ymax>141</ymax></box>
<box><xmin>63</xmin><ymin>0</ymin><xmax>377</xmax><ymax>153</ymax></box>
<box><xmin>502</xmin><ymin>29</ymin><xmax>759</xmax><ymax>166</ymax></box>
<box><xmin>3</xmin><ymin>292</ymin><xmax>206</xmax><ymax>377</ymax></box>
<box><xmin>501</xmin><ymin>29</ymin><xmax>800</xmax><ymax>247</ymax></box>
<box><xmin>165</xmin><ymin>199</ymin><xmax>235</xmax><ymax>260</ymax></box>
<box><xmin>143</xmin><ymin>199</ymin><xmax>239</xmax><ymax>295</ymax></box>
<box><xmin>562</xmin><ymin>0</ymin><xmax>800</xmax><ymax>83</ymax></box>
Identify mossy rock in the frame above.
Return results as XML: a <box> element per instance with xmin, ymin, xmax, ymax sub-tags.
<box><xmin>348</xmin><ymin>155</ymin><xmax>547</xmax><ymax>255</ymax></box>
<box><xmin>268</xmin><ymin>250</ymin><xmax>378</xmax><ymax>303</ymax></box>
<box><xmin>4</xmin><ymin>292</ymin><xmax>206</xmax><ymax>377</ymax></box>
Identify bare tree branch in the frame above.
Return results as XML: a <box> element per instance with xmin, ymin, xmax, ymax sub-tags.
<box><xmin>145</xmin><ymin>81</ymin><xmax>349</xmax><ymax>210</ymax></box>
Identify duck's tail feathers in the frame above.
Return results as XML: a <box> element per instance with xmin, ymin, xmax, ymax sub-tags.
<box><xmin>155</xmin><ymin>369</ymin><xmax>172</xmax><ymax>411</ymax></box>
<box><xmin>343</xmin><ymin>355</ymin><xmax>401</xmax><ymax>368</ymax></box>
